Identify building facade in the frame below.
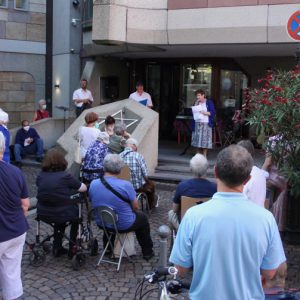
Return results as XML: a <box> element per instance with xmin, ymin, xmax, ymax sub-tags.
<box><xmin>0</xmin><ymin>0</ymin><xmax>46</xmax><ymax>128</ymax></box>
<box><xmin>77</xmin><ymin>0</ymin><xmax>299</xmax><ymax>137</ymax></box>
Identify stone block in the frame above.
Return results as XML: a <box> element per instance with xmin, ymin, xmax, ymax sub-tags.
<box><xmin>8</xmin><ymin>91</ymin><xmax>34</xmax><ymax>102</ymax></box>
<box><xmin>8</xmin><ymin>10</ymin><xmax>29</xmax><ymax>23</ymax></box>
<box><xmin>0</xmin><ymin>72</ymin><xmax>13</xmax><ymax>82</ymax></box>
<box><xmin>0</xmin><ymin>81</ymin><xmax>23</xmax><ymax>90</ymax></box>
<box><xmin>168</xmin><ymin>0</ymin><xmax>208</xmax><ymax>9</ymax></box>
<box><xmin>0</xmin><ymin>9</ymin><xmax>8</xmax><ymax>21</ymax></box>
<box><xmin>29</xmin><ymin>12</ymin><xmax>46</xmax><ymax>24</ymax></box>
<box><xmin>29</xmin><ymin>3</ymin><xmax>46</xmax><ymax>13</ymax></box>
<box><xmin>0</xmin><ymin>20</ymin><xmax>5</xmax><ymax>38</ymax></box>
<box><xmin>11</xmin><ymin>72</ymin><xmax>34</xmax><ymax>82</ymax></box>
<box><xmin>0</xmin><ymin>102</ymin><xmax>17</xmax><ymax>111</ymax></box>
<box><xmin>6</xmin><ymin>21</ymin><xmax>26</xmax><ymax>40</ymax></box>
<box><xmin>0</xmin><ymin>91</ymin><xmax>8</xmax><ymax>102</ymax></box>
<box><xmin>26</xmin><ymin>23</ymin><xmax>45</xmax><ymax>42</ymax></box>
<box><xmin>208</xmin><ymin>0</ymin><xmax>258</xmax><ymax>7</ymax></box>
<box><xmin>7</xmin><ymin>111</ymin><xmax>20</xmax><ymax>123</ymax></box>
<box><xmin>20</xmin><ymin>111</ymin><xmax>34</xmax><ymax>121</ymax></box>
<box><xmin>259</xmin><ymin>0</ymin><xmax>299</xmax><ymax>4</ymax></box>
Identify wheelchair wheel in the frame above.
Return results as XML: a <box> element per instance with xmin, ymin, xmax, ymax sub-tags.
<box><xmin>29</xmin><ymin>249</ymin><xmax>46</xmax><ymax>267</ymax></box>
<box><xmin>42</xmin><ymin>242</ymin><xmax>52</xmax><ymax>254</ymax></box>
<box><xmin>89</xmin><ymin>238</ymin><xmax>98</xmax><ymax>256</ymax></box>
<box><xmin>72</xmin><ymin>253</ymin><xmax>86</xmax><ymax>271</ymax></box>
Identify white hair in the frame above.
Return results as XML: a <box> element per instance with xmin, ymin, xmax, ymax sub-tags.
<box><xmin>190</xmin><ymin>154</ymin><xmax>209</xmax><ymax>177</ymax></box>
<box><xmin>0</xmin><ymin>132</ymin><xmax>5</xmax><ymax>154</ymax></box>
<box><xmin>126</xmin><ymin>138</ymin><xmax>138</xmax><ymax>147</ymax></box>
<box><xmin>38</xmin><ymin>99</ymin><xmax>46</xmax><ymax>105</ymax></box>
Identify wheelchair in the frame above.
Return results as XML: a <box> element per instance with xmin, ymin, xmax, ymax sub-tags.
<box><xmin>28</xmin><ymin>193</ymin><xmax>98</xmax><ymax>270</ymax></box>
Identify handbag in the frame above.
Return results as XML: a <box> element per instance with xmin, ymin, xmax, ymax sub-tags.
<box><xmin>74</xmin><ymin>139</ymin><xmax>82</xmax><ymax>164</ymax></box>
<box><xmin>113</xmin><ymin>231</ymin><xmax>136</xmax><ymax>257</ymax></box>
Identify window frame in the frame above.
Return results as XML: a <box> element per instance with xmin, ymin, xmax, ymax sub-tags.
<box><xmin>0</xmin><ymin>0</ymin><xmax>8</xmax><ymax>8</ymax></box>
<box><xmin>14</xmin><ymin>0</ymin><xmax>29</xmax><ymax>11</ymax></box>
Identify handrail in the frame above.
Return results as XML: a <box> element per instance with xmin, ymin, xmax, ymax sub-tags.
<box><xmin>97</xmin><ymin>110</ymin><xmax>139</xmax><ymax>129</ymax></box>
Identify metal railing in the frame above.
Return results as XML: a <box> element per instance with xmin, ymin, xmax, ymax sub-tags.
<box><xmin>97</xmin><ymin>110</ymin><xmax>139</xmax><ymax>130</ymax></box>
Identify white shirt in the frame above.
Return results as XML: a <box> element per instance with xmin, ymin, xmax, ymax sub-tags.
<box><xmin>73</xmin><ymin>88</ymin><xmax>94</xmax><ymax>108</ymax></box>
<box><xmin>243</xmin><ymin>166</ymin><xmax>269</xmax><ymax>207</ymax></box>
<box><xmin>78</xmin><ymin>126</ymin><xmax>99</xmax><ymax>158</ymax></box>
<box><xmin>129</xmin><ymin>91</ymin><xmax>152</xmax><ymax>107</ymax></box>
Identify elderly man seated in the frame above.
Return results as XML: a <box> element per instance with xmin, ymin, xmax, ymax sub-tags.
<box><xmin>14</xmin><ymin>120</ymin><xmax>44</xmax><ymax>167</ymax></box>
<box><xmin>89</xmin><ymin>154</ymin><xmax>154</xmax><ymax>260</ymax></box>
<box><xmin>107</xmin><ymin>122</ymin><xmax>131</xmax><ymax>154</ymax></box>
<box><xmin>120</xmin><ymin>138</ymin><xmax>158</xmax><ymax>209</ymax></box>
<box><xmin>168</xmin><ymin>154</ymin><xmax>217</xmax><ymax>230</ymax></box>
<box><xmin>82</xmin><ymin>131</ymin><xmax>110</xmax><ymax>184</ymax></box>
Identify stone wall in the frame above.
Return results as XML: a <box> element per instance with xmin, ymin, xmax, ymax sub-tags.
<box><xmin>0</xmin><ymin>71</ymin><xmax>35</xmax><ymax>128</ymax></box>
<box><xmin>0</xmin><ymin>0</ymin><xmax>46</xmax><ymax>126</ymax></box>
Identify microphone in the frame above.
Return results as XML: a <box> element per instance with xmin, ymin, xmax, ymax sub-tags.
<box><xmin>55</xmin><ymin>105</ymin><xmax>69</xmax><ymax>111</ymax></box>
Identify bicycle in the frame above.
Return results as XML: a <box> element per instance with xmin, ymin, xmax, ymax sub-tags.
<box><xmin>134</xmin><ymin>266</ymin><xmax>190</xmax><ymax>300</ymax></box>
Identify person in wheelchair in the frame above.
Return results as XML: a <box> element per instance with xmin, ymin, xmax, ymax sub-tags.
<box><xmin>168</xmin><ymin>153</ymin><xmax>216</xmax><ymax>230</ymax></box>
<box><xmin>89</xmin><ymin>154</ymin><xmax>154</xmax><ymax>261</ymax></box>
<box><xmin>36</xmin><ymin>149</ymin><xmax>87</xmax><ymax>257</ymax></box>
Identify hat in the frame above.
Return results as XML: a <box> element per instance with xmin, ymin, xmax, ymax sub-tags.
<box><xmin>0</xmin><ymin>109</ymin><xmax>9</xmax><ymax>123</ymax></box>
<box><xmin>98</xmin><ymin>131</ymin><xmax>110</xmax><ymax>144</ymax></box>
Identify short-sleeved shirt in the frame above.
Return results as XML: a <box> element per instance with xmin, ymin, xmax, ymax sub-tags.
<box><xmin>119</xmin><ymin>148</ymin><xmax>148</xmax><ymax>190</ymax></box>
<box><xmin>170</xmin><ymin>192</ymin><xmax>286</xmax><ymax>300</ymax></box>
<box><xmin>82</xmin><ymin>141</ymin><xmax>109</xmax><ymax>182</ymax></box>
<box><xmin>89</xmin><ymin>176</ymin><xmax>136</xmax><ymax>230</ymax></box>
<box><xmin>243</xmin><ymin>166</ymin><xmax>269</xmax><ymax>207</ymax></box>
<box><xmin>129</xmin><ymin>91</ymin><xmax>152</xmax><ymax>107</ymax></box>
<box><xmin>78</xmin><ymin>126</ymin><xmax>100</xmax><ymax>159</ymax></box>
<box><xmin>0</xmin><ymin>125</ymin><xmax>10</xmax><ymax>163</ymax></box>
<box><xmin>73</xmin><ymin>88</ymin><xmax>94</xmax><ymax>108</ymax></box>
<box><xmin>0</xmin><ymin>161</ymin><xmax>29</xmax><ymax>242</ymax></box>
<box><xmin>36</xmin><ymin>171</ymin><xmax>81</xmax><ymax>222</ymax></box>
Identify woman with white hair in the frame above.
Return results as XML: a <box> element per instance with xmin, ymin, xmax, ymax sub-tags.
<box><xmin>0</xmin><ymin>109</ymin><xmax>10</xmax><ymax>163</ymax></box>
<box><xmin>33</xmin><ymin>99</ymin><xmax>49</xmax><ymax>122</ymax></box>
<box><xmin>82</xmin><ymin>131</ymin><xmax>110</xmax><ymax>184</ymax></box>
<box><xmin>168</xmin><ymin>153</ymin><xmax>217</xmax><ymax>230</ymax></box>
<box><xmin>0</xmin><ymin>131</ymin><xmax>30</xmax><ymax>299</ymax></box>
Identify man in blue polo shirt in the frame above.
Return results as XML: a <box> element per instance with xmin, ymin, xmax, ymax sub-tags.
<box><xmin>0</xmin><ymin>132</ymin><xmax>30</xmax><ymax>300</ymax></box>
<box><xmin>170</xmin><ymin>145</ymin><xmax>286</xmax><ymax>300</ymax></box>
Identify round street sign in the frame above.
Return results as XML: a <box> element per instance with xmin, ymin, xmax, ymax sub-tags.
<box><xmin>287</xmin><ymin>11</ymin><xmax>300</xmax><ymax>41</ymax></box>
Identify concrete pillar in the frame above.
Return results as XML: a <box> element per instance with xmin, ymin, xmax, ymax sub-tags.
<box><xmin>52</xmin><ymin>1</ymin><xmax>81</xmax><ymax>119</ymax></box>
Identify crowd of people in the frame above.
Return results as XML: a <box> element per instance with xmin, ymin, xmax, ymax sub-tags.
<box><xmin>0</xmin><ymin>79</ymin><xmax>289</xmax><ymax>300</ymax></box>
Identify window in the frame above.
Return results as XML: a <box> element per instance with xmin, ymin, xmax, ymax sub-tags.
<box><xmin>182</xmin><ymin>64</ymin><xmax>212</xmax><ymax>108</ymax></box>
<box><xmin>14</xmin><ymin>0</ymin><xmax>28</xmax><ymax>10</ymax></box>
<box><xmin>0</xmin><ymin>0</ymin><xmax>8</xmax><ymax>8</ymax></box>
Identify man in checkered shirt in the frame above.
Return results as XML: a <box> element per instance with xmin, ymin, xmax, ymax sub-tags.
<box><xmin>120</xmin><ymin>138</ymin><xmax>158</xmax><ymax>209</ymax></box>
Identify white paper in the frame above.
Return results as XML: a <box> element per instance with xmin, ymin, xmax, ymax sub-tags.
<box><xmin>192</xmin><ymin>105</ymin><xmax>202</xmax><ymax>121</ymax></box>
<box><xmin>24</xmin><ymin>138</ymin><xmax>31</xmax><ymax>147</ymax></box>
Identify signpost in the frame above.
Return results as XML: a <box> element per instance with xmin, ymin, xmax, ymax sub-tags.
<box><xmin>287</xmin><ymin>11</ymin><xmax>300</xmax><ymax>41</ymax></box>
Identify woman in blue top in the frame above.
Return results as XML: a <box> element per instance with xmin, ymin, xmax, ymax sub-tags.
<box><xmin>191</xmin><ymin>89</ymin><xmax>216</xmax><ymax>158</ymax></box>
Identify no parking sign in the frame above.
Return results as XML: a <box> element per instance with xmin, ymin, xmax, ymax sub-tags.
<box><xmin>287</xmin><ymin>11</ymin><xmax>300</xmax><ymax>41</ymax></box>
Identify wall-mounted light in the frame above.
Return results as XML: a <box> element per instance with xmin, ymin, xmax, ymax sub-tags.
<box><xmin>54</xmin><ymin>83</ymin><xmax>60</xmax><ymax>89</ymax></box>
<box><xmin>71</xmin><ymin>18</ymin><xmax>81</xmax><ymax>27</ymax></box>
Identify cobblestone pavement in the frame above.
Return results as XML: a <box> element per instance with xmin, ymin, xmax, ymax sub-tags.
<box><xmin>12</xmin><ymin>167</ymin><xmax>300</xmax><ymax>299</ymax></box>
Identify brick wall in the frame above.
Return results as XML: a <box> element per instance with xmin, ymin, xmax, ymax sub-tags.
<box><xmin>0</xmin><ymin>71</ymin><xmax>35</xmax><ymax>128</ymax></box>
<box><xmin>168</xmin><ymin>0</ymin><xmax>299</xmax><ymax>9</ymax></box>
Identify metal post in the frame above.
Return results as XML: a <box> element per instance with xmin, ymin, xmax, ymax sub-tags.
<box><xmin>296</xmin><ymin>44</ymin><xmax>300</xmax><ymax>65</ymax></box>
<box><xmin>158</xmin><ymin>225</ymin><xmax>171</xmax><ymax>268</ymax></box>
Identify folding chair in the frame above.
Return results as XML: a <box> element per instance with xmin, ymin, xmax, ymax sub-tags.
<box><xmin>181</xmin><ymin>196</ymin><xmax>210</xmax><ymax>219</ymax></box>
<box><xmin>93</xmin><ymin>206</ymin><xmax>132</xmax><ymax>272</ymax></box>
<box><xmin>117</xmin><ymin>165</ymin><xmax>151</xmax><ymax>214</ymax></box>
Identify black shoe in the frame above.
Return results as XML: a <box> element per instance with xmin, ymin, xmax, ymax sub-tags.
<box><xmin>143</xmin><ymin>251</ymin><xmax>154</xmax><ymax>261</ymax></box>
<box><xmin>36</xmin><ymin>157</ymin><xmax>43</xmax><ymax>163</ymax></box>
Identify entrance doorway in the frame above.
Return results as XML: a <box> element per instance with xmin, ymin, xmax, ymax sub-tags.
<box><xmin>146</xmin><ymin>63</ymin><xmax>180</xmax><ymax>139</ymax></box>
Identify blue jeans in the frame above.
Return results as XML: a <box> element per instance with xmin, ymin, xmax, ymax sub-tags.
<box><xmin>14</xmin><ymin>139</ymin><xmax>44</xmax><ymax>162</ymax></box>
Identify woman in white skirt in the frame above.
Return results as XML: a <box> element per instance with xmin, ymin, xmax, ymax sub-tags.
<box><xmin>191</xmin><ymin>89</ymin><xmax>216</xmax><ymax>157</ymax></box>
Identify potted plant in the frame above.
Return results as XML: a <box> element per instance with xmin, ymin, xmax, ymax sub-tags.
<box><xmin>244</xmin><ymin>66</ymin><xmax>300</xmax><ymax>243</ymax></box>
